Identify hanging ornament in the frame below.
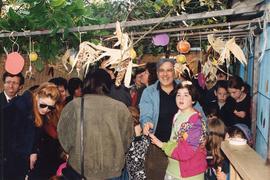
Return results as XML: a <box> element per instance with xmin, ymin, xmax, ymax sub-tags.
<box><xmin>177</xmin><ymin>40</ymin><xmax>191</xmax><ymax>54</ymax></box>
<box><xmin>5</xmin><ymin>52</ymin><xmax>25</xmax><ymax>75</ymax></box>
<box><xmin>176</xmin><ymin>54</ymin><xmax>186</xmax><ymax>64</ymax></box>
<box><xmin>29</xmin><ymin>40</ymin><xmax>38</xmax><ymax>62</ymax></box>
<box><xmin>29</xmin><ymin>52</ymin><xmax>38</xmax><ymax>62</ymax></box>
<box><xmin>5</xmin><ymin>33</ymin><xmax>25</xmax><ymax>75</ymax></box>
<box><xmin>152</xmin><ymin>33</ymin><xmax>170</xmax><ymax>46</ymax></box>
<box><xmin>26</xmin><ymin>37</ymin><xmax>35</xmax><ymax>79</ymax></box>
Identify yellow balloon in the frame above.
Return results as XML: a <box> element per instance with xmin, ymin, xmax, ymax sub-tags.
<box><xmin>29</xmin><ymin>52</ymin><xmax>38</xmax><ymax>62</ymax></box>
<box><xmin>176</xmin><ymin>54</ymin><xmax>186</xmax><ymax>64</ymax></box>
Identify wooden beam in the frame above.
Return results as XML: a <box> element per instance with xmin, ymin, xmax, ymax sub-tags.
<box><xmin>0</xmin><ymin>6</ymin><xmax>265</xmax><ymax>38</ymax></box>
<box><xmin>131</xmin><ymin>18</ymin><xmax>261</xmax><ymax>36</ymax></box>
<box><xmin>221</xmin><ymin>141</ymin><xmax>270</xmax><ymax>180</ymax></box>
<box><xmin>133</xmin><ymin>28</ymin><xmax>253</xmax><ymax>40</ymax></box>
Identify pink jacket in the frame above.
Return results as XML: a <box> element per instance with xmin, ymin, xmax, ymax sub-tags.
<box><xmin>163</xmin><ymin>112</ymin><xmax>207</xmax><ymax>177</ymax></box>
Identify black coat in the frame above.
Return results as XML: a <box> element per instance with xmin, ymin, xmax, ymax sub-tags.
<box><xmin>2</xmin><ymin>91</ymin><xmax>36</xmax><ymax>179</ymax></box>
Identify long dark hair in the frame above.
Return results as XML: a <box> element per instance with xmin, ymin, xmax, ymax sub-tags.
<box><xmin>83</xmin><ymin>69</ymin><xmax>112</xmax><ymax>95</ymax></box>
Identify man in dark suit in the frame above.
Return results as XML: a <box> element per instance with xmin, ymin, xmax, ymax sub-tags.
<box><xmin>0</xmin><ymin>72</ymin><xmax>25</xmax><ymax>180</ymax></box>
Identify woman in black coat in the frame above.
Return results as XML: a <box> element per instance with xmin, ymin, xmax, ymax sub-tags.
<box><xmin>3</xmin><ymin>82</ymin><xmax>62</xmax><ymax>180</ymax></box>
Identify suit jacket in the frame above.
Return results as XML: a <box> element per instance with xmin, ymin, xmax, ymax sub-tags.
<box><xmin>1</xmin><ymin>91</ymin><xmax>36</xmax><ymax>178</ymax></box>
<box><xmin>0</xmin><ymin>92</ymin><xmax>8</xmax><ymax>107</ymax></box>
<box><xmin>0</xmin><ymin>92</ymin><xmax>8</xmax><ymax>169</ymax></box>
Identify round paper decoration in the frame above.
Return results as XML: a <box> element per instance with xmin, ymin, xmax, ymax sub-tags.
<box><xmin>5</xmin><ymin>52</ymin><xmax>25</xmax><ymax>75</ymax></box>
<box><xmin>177</xmin><ymin>40</ymin><xmax>191</xmax><ymax>54</ymax></box>
<box><xmin>176</xmin><ymin>54</ymin><xmax>187</xmax><ymax>64</ymax></box>
<box><xmin>152</xmin><ymin>33</ymin><xmax>170</xmax><ymax>46</ymax></box>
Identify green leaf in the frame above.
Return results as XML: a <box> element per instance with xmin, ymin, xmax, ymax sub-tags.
<box><xmin>33</xmin><ymin>59</ymin><xmax>44</xmax><ymax>72</ymax></box>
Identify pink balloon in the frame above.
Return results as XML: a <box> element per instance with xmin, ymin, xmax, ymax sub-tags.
<box><xmin>152</xmin><ymin>33</ymin><xmax>170</xmax><ymax>46</ymax></box>
<box><xmin>5</xmin><ymin>52</ymin><xmax>25</xmax><ymax>75</ymax></box>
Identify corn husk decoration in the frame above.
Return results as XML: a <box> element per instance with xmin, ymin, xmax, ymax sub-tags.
<box><xmin>207</xmin><ymin>34</ymin><xmax>247</xmax><ymax>65</ymax></box>
<box><xmin>174</xmin><ymin>61</ymin><xmax>191</xmax><ymax>80</ymax></box>
<box><xmin>202</xmin><ymin>57</ymin><xmax>218</xmax><ymax>82</ymax></box>
<box><xmin>62</xmin><ymin>48</ymin><xmax>78</xmax><ymax>72</ymax></box>
<box><xmin>203</xmin><ymin>34</ymin><xmax>247</xmax><ymax>82</ymax></box>
<box><xmin>61</xmin><ymin>21</ymin><xmax>140</xmax><ymax>87</ymax></box>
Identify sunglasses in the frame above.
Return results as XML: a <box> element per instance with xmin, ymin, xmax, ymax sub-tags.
<box><xmin>39</xmin><ymin>103</ymin><xmax>56</xmax><ymax>110</ymax></box>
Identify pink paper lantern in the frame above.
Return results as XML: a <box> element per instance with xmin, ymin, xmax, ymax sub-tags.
<box><xmin>152</xmin><ymin>33</ymin><xmax>170</xmax><ymax>46</ymax></box>
<box><xmin>5</xmin><ymin>52</ymin><xmax>25</xmax><ymax>75</ymax></box>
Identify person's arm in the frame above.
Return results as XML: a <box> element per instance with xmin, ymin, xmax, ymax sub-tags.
<box><xmin>139</xmin><ymin>89</ymin><xmax>154</xmax><ymax>135</ymax></box>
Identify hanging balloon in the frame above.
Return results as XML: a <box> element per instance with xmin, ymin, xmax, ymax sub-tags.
<box><xmin>29</xmin><ymin>52</ymin><xmax>38</xmax><ymax>62</ymax></box>
<box><xmin>177</xmin><ymin>40</ymin><xmax>191</xmax><ymax>54</ymax></box>
<box><xmin>176</xmin><ymin>54</ymin><xmax>186</xmax><ymax>64</ymax></box>
<box><xmin>5</xmin><ymin>52</ymin><xmax>25</xmax><ymax>75</ymax></box>
<box><xmin>152</xmin><ymin>33</ymin><xmax>170</xmax><ymax>46</ymax></box>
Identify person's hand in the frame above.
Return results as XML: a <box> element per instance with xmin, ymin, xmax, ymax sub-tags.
<box><xmin>149</xmin><ymin>133</ymin><xmax>163</xmax><ymax>148</ymax></box>
<box><xmin>233</xmin><ymin>110</ymin><xmax>246</xmax><ymax>118</ymax></box>
<box><xmin>30</xmin><ymin>153</ymin><xmax>37</xmax><ymax>170</ymax></box>
<box><xmin>143</xmin><ymin>122</ymin><xmax>153</xmax><ymax>135</ymax></box>
<box><xmin>134</xmin><ymin>124</ymin><xmax>142</xmax><ymax>136</ymax></box>
<box><xmin>216</xmin><ymin>166</ymin><xmax>226</xmax><ymax>180</ymax></box>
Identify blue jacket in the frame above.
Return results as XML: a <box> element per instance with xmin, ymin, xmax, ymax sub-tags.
<box><xmin>139</xmin><ymin>81</ymin><xmax>206</xmax><ymax>132</ymax></box>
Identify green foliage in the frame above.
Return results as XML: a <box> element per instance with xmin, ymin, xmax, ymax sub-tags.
<box><xmin>0</xmin><ymin>0</ymin><xmax>229</xmax><ymax>70</ymax></box>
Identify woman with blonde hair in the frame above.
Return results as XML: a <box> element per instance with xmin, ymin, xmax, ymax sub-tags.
<box><xmin>3</xmin><ymin>82</ymin><xmax>63</xmax><ymax>180</ymax></box>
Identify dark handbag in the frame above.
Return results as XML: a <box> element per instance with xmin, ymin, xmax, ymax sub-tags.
<box><xmin>62</xmin><ymin>97</ymin><xmax>86</xmax><ymax>180</ymax></box>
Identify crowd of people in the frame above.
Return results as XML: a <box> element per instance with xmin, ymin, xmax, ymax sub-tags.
<box><xmin>0</xmin><ymin>58</ymin><xmax>252</xmax><ymax>180</ymax></box>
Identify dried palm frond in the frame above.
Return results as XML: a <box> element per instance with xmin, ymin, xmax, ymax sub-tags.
<box><xmin>202</xmin><ymin>57</ymin><xmax>218</xmax><ymax>82</ymax></box>
<box><xmin>207</xmin><ymin>34</ymin><xmax>225</xmax><ymax>54</ymax></box>
<box><xmin>226</xmin><ymin>37</ymin><xmax>247</xmax><ymax>65</ymax></box>
<box><xmin>208</xmin><ymin>34</ymin><xmax>247</xmax><ymax>66</ymax></box>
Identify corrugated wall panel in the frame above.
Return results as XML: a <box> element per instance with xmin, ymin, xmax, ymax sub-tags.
<box><xmin>255</xmin><ymin>24</ymin><xmax>270</xmax><ymax>159</ymax></box>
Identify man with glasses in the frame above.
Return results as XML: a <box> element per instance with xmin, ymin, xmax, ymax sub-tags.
<box><xmin>139</xmin><ymin>58</ymin><xmax>205</xmax><ymax>180</ymax></box>
<box><xmin>139</xmin><ymin>58</ymin><xmax>178</xmax><ymax>180</ymax></box>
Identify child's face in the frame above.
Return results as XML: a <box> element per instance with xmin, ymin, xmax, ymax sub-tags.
<box><xmin>176</xmin><ymin>88</ymin><xmax>193</xmax><ymax>112</ymax></box>
<box><xmin>215</xmin><ymin>87</ymin><xmax>228</xmax><ymax>104</ymax></box>
<box><xmin>228</xmin><ymin>87</ymin><xmax>243</xmax><ymax>101</ymax></box>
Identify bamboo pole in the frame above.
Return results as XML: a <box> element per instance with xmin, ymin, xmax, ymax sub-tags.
<box><xmin>0</xmin><ymin>6</ymin><xmax>265</xmax><ymax>38</ymax></box>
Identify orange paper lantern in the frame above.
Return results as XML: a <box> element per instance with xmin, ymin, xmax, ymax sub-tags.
<box><xmin>176</xmin><ymin>40</ymin><xmax>191</xmax><ymax>54</ymax></box>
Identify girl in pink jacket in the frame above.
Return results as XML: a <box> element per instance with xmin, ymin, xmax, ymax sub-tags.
<box><xmin>150</xmin><ymin>81</ymin><xmax>207</xmax><ymax>180</ymax></box>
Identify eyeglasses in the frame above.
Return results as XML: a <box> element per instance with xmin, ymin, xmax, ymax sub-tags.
<box><xmin>157</xmin><ymin>68</ymin><xmax>174</xmax><ymax>74</ymax></box>
<box><xmin>39</xmin><ymin>103</ymin><xmax>55</xmax><ymax>111</ymax></box>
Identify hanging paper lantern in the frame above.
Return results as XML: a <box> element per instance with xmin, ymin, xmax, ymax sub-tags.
<box><xmin>29</xmin><ymin>52</ymin><xmax>38</xmax><ymax>62</ymax></box>
<box><xmin>152</xmin><ymin>33</ymin><xmax>170</xmax><ymax>46</ymax></box>
<box><xmin>5</xmin><ymin>52</ymin><xmax>25</xmax><ymax>75</ymax></box>
<box><xmin>177</xmin><ymin>40</ymin><xmax>191</xmax><ymax>54</ymax></box>
<box><xmin>176</xmin><ymin>54</ymin><xmax>186</xmax><ymax>64</ymax></box>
